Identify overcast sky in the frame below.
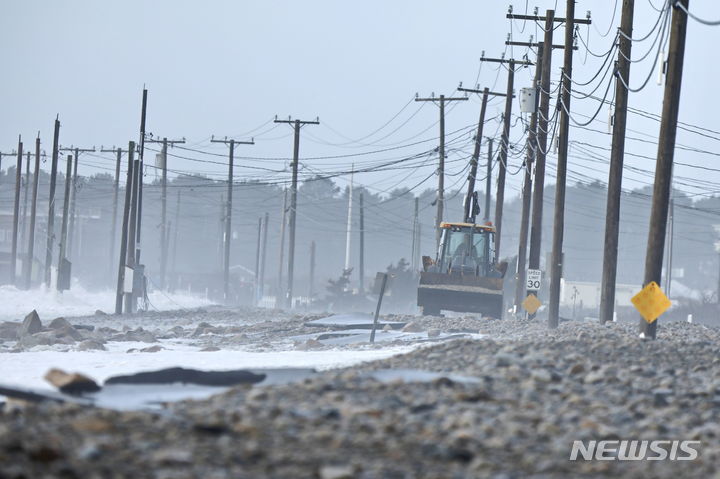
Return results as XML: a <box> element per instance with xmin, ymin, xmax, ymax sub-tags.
<box><xmin>2</xmin><ymin>0</ymin><xmax>720</xmax><ymax>202</ymax></box>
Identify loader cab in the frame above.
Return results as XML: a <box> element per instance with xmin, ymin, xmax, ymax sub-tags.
<box><xmin>436</xmin><ymin>222</ymin><xmax>497</xmax><ymax>277</ymax></box>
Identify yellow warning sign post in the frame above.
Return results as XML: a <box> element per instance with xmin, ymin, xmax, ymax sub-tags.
<box><xmin>631</xmin><ymin>281</ymin><xmax>671</xmax><ymax>323</ymax></box>
<box><xmin>522</xmin><ymin>294</ymin><xmax>542</xmax><ymax>315</ymax></box>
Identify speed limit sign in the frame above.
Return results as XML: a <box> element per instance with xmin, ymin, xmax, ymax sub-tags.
<box><xmin>527</xmin><ymin>269</ymin><xmax>542</xmax><ymax>291</ymax></box>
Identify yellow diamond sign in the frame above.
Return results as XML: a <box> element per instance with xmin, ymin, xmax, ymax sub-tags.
<box><xmin>522</xmin><ymin>293</ymin><xmax>542</xmax><ymax>314</ymax></box>
<box><xmin>631</xmin><ymin>281</ymin><xmax>671</xmax><ymax>323</ymax></box>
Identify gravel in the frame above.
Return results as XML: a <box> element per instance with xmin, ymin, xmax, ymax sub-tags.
<box><xmin>1</xmin><ymin>314</ymin><xmax>719</xmax><ymax>478</ymax></box>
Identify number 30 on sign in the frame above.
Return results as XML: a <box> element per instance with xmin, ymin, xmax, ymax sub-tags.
<box><xmin>526</xmin><ymin>269</ymin><xmax>541</xmax><ymax>291</ymax></box>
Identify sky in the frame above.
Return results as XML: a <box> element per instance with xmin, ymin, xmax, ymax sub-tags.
<box><xmin>2</xmin><ymin>0</ymin><xmax>720</xmax><ymax>203</ymax></box>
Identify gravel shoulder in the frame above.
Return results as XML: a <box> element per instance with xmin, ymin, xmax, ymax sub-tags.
<box><xmin>1</xmin><ymin>315</ymin><xmax>719</xmax><ymax>478</ymax></box>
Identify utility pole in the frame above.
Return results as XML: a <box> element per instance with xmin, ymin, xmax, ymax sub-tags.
<box><xmin>515</xmin><ymin>43</ymin><xmax>544</xmax><ymax>315</ymax></box>
<box><xmin>507</xmin><ymin>9</ymin><xmax>591</xmax><ymax>316</ymax></box>
<box><xmin>548</xmin><ymin>0</ymin><xmax>582</xmax><ymax>328</ymax></box>
<box><xmin>664</xmin><ymin>197</ymin><xmax>675</xmax><ymax>296</ymax></box>
<box><xmin>116</xmin><ymin>142</ymin><xmax>135</xmax><ymax>314</ymax></box>
<box><xmin>457</xmin><ymin>86</ymin><xmax>514</xmax><ymax>223</ymax></box>
<box><xmin>171</xmin><ymin>189</ymin><xmax>181</xmax><ymax>292</ymax></box>
<box><xmin>411</xmin><ymin>197</ymin><xmax>419</xmax><ymax>269</ymax></box>
<box><xmin>274</xmin><ymin>116</ymin><xmax>320</xmax><ymax>308</ymax></box>
<box><xmin>415</xmin><ymin>94</ymin><xmax>468</xmax><ymax>246</ymax></box>
<box><xmin>45</xmin><ymin>117</ymin><xmax>60</xmax><ymax>287</ymax></box>
<box><xmin>146</xmin><ymin>137</ymin><xmax>184</xmax><ymax>290</ymax></box>
<box><xmin>210</xmin><ymin>136</ymin><xmax>254</xmax><ymax>303</ymax></box>
<box><xmin>125</xmin><ymin>154</ymin><xmax>140</xmax><ymax>313</ymax></box>
<box><xmin>102</xmin><ymin>146</ymin><xmax>129</xmax><ymax>279</ymax></box>
<box><xmin>599</xmin><ymin>0</ymin><xmax>636</xmax><ymax>324</ymax></box>
<box><xmin>641</xmin><ymin>0</ymin><xmax>688</xmax><ymax>339</ymax></box>
<box><xmin>479</xmin><ymin>56</ymin><xmax>532</xmax><ymax>261</ymax></box>
<box><xmin>254</xmin><ymin>216</ymin><xmax>262</xmax><ymax>305</ymax></box>
<box><xmin>259</xmin><ymin>212</ymin><xmax>269</xmax><ymax>302</ymax></box>
<box><xmin>10</xmin><ymin>137</ymin><xmax>23</xmax><ymax>285</ymax></box>
<box><xmin>277</xmin><ymin>187</ymin><xmax>287</xmax><ymax>303</ymax></box>
<box><xmin>485</xmin><ymin>139</ymin><xmax>493</xmax><ymax>222</ymax></box>
<box><xmin>135</xmin><ymin>89</ymin><xmax>148</xmax><ymax>290</ymax></box>
<box><xmin>57</xmin><ymin>154</ymin><xmax>72</xmax><ymax>291</ymax></box>
<box><xmin>24</xmin><ymin>136</ymin><xmax>41</xmax><ymax>289</ymax></box>
<box><xmin>21</xmin><ymin>151</ymin><xmax>31</xmax><ymax>259</ymax></box>
<box><xmin>309</xmin><ymin>240</ymin><xmax>316</xmax><ymax>300</ymax></box>
<box><xmin>59</xmin><ymin>146</ymin><xmax>95</xmax><ymax>262</ymax></box>
<box><xmin>344</xmin><ymin>167</ymin><xmax>354</xmax><ymax>279</ymax></box>
<box><xmin>359</xmin><ymin>191</ymin><xmax>365</xmax><ymax>293</ymax></box>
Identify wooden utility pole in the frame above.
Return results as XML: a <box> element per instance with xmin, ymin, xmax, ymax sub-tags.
<box><xmin>344</xmin><ymin>168</ymin><xmax>354</xmax><ymax>285</ymax></box>
<box><xmin>411</xmin><ymin>197</ymin><xmax>419</xmax><ymax>269</ymax></box>
<box><xmin>10</xmin><ymin>137</ymin><xmax>23</xmax><ymax>285</ymax></box>
<box><xmin>102</xmin><ymin>146</ymin><xmax>128</xmax><ymax>279</ymax></box>
<box><xmin>309</xmin><ymin>240</ymin><xmax>316</xmax><ymax>299</ymax></box>
<box><xmin>259</xmin><ymin>212</ymin><xmax>269</xmax><ymax>301</ymax></box>
<box><xmin>210</xmin><ymin>136</ymin><xmax>254</xmax><ymax>303</ymax></box>
<box><xmin>116</xmin><ymin>143</ymin><xmax>135</xmax><ymax>314</ymax></box>
<box><xmin>457</xmin><ymin>86</ymin><xmax>514</xmax><ymax>223</ymax></box>
<box><xmin>600</xmin><ymin>0</ymin><xmax>635</xmax><ymax>324</ymax></box>
<box><xmin>45</xmin><ymin>117</ymin><xmax>60</xmax><ymax>287</ymax></box>
<box><xmin>359</xmin><ymin>191</ymin><xmax>365</xmax><ymax>293</ymax></box>
<box><xmin>125</xmin><ymin>155</ymin><xmax>140</xmax><ymax>313</ymax></box>
<box><xmin>485</xmin><ymin>139</ymin><xmax>493</xmax><ymax>222</ymax></box>
<box><xmin>171</xmin><ymin>190</ymin><xmax>181</xmax><ymax>292</ymax></box>
<box><xmin>146</xmin><ymin>137</ymin><xmax>184</xmax><ymax>289</ymax></box>
<box><xmin>507</xmin><ymin>9</ymin><xmax>591</xmax><ymax>315</ymax></box>
<box><xmin>57</xmin><ymin>154</ymin><xmax>72</xmax><ymax>291</ymax></box>
<box><xmin>515</xmin><ymin>43</ymin><xmax>544</xmax><ymax>315</ymax></box>
<box><xmin>277</xmin><ymin>187</ymin><xmax>287</xmax><ymax>302</ymax></box>
<box><xmin>547</xmin><ymin>0</ymin><xmax>579</xmax><ymax>328</ymax></box>
<box><xmin>415</xmin><ymin>94</ymin><xmax>468</xmax><ymax>246</ymax></box>
<box><xmin>135</xmin><ymin>89</ymin><xmax>148</xmax><ymax>280</ymax></box>
<box><xmin>58</xmin><ymin>146</ymin><xmax>95</xmax><ymax>262</ymax></box>
<box><xmin>274</xmin><ymin>117</ymin><xmax>319</xmax><ymax>308</ymax></box>
<box><xmin>20</xmin><ymin>151</ymin><xmax>31</xmax><ymax>258</ymax></box>
<box><xmin>641</xmin><ymin>0</ymin><xmax>688</xmax><ymax>339</ymax></box>
<box><xmin>254</xmin><ymin>216</ymin><xmax>262</xmax><ymax>305</ymax></box>
<box><xmin>24</xmin><ymin>136</ymin><xmax>41</xmax><ymax>289</ymax></box>
<box><xmin>479</xmin><ymin>57</ymin><xmax>532</xmax><ymax>260</ymax></box>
